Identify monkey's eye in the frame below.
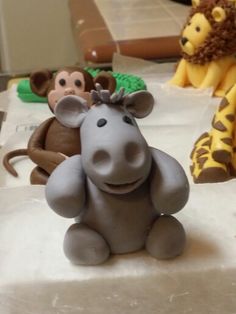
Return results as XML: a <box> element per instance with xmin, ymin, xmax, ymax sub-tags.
<box><xmin>75</xmin><ymin>79</ymin><xmax>82</xmax><ymax>87</ymax></box>
<box><xmin>123</xmin><ymin>115</ymin><xmax>134</xmax><ymax>125</ymax></box>
<box><xmin>97</xmin><ymin>118</ymin><xmax>107</xmax><ymax>127</ymax></box>
<box><xmin>59</xmin><ymin>78</ymin><xmax>66</xmax><ymax>86</ymax></box>
<box><xmin>195</xmin><ymin>26</ymin><xmax>200</xmax><ymax>32</ymax></box>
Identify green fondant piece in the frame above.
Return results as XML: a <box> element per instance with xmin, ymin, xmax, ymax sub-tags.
<box><xmin>17</xmin><ymin>80</ymin><xmax>47</xmax><ymax>103</ymax></box>
<box><xmin>17</xmin><ymin>68</ymin><xmax>146</xmax><ymax>103</ymax></box>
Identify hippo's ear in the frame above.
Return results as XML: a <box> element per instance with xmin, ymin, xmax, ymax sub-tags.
<box><xmin>123</xmin><ymin>91</ymin><xmax>154</xmax><ymax>118</ymax></box>
<box><xmin>54</xmin><ymin>95</ymin><xmax>88</xmax><ymax>128</ymax></box>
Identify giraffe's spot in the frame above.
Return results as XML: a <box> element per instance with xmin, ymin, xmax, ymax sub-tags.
<box><xmin>196</xmin><ymin>147</ymin><xmax>208</xmax><ymax>157</ymax></box>
<box><xmin>211</xmin><ymin>115</ymin><xmax>216</xmax><ymax>127</ymax></box>
<box><xmin>212</xmin><ymin>149</ymin><xmax>231</xmax><ymax>164</ymax></box>
<box><xmin>202</xmin><ymin>139</ymin><xmax>212</xmax><ymax>146</ymax></box>
<box><xmin>226</xmin><ymin>114</ymin><xmax>235</xmax><ymax>122</ymax></box>
<box><xmin>221</xmin><ymin>137</ymin><xmax>233</xmax><ymax>146</ymax></box>
<box><xmin>196</xmin><ymin>167</ymin><xmax>229</xmax><ymax>183</ymax></box>
<box><xmin>197</xmin><ymin>156</ymin><xmax>208</xmax><ymax>169</ymax></box>
<box><xmin>194</xmin><ymin>132</ymin><xmax>209</xmax><ymax>145</ymax></box>
<box><xmin>219</xmin><ymin>97</ymin><xmax>229</xmax><ymax>111</ymax></box>
<box><xmin>213</xmin><ymin>120</ymin><xmax>227</xmax><ymax>132</ymax></box>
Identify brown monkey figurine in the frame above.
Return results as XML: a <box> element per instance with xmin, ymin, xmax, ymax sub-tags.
<box><xmin>3</xmin><ymin>66</ymin><xmax>116</xmax><ymax>185</ymax></box>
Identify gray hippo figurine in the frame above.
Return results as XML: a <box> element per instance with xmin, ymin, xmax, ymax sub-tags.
<box><xmin>45</xmin><ymin>85</ymin><xmax>189</xmax><ymax>265</ymax></box>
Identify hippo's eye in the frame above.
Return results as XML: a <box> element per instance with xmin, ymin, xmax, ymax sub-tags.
<box><xmin>195</xmin><ymin>26</ymin><xmax>200</xmax><ymax>32</ymax></box>
<box><xmin>123</xmin><ymin>115</ymin><xmax>134</xmax><ymax>125</ymax></box>
<box><xmin>97</xmin><ymin>118</ymin><xmax>107</xmax><ymax>127</ymax></box>
<box><xmin>59</xmin><ymin>78</ymin><xmax>66</xmax><ymax>86</ymax></box>
<box><xmin>75</xmin><ymin>79</ymin><xmax>82</xmax><ymax>87</ymax></box>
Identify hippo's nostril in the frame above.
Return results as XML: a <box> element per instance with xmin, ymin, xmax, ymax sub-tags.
<box><xmin>92</xmin><ymin>150</ymin><xmax>111</xmax><ymax>173</ymax></box>
<box><xmin>181</xmin><ymin>37</ymin><xmax>188</xmax><ymax>46</ymax></box>
<box><xmin>125</xmin><ymin>142</ymin><xmax>144</xmax><ymax>167</ymax></box>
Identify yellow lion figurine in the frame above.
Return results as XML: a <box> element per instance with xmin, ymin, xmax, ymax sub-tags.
<box><xmin>190</xmin><ymin>83</ymin><xmax>236</xmax><ymax>183</ymax></box>
<box><xmin>169</xmin><ymin>0</ymin><xmax>236</xmax><ymax>97</ymax></box>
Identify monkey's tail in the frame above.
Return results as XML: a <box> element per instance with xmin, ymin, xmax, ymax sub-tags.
<box><xmin>2</xmin><ymin>149</ymin><xmax>28</xmax><ymax>177</ymax></box>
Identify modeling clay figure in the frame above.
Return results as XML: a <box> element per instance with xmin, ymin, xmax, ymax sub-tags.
<box><xmin>191</xmin><ymin>83</ymin><xmax>236</xmax><ymax>182</ymax></box>
<box><xmin>169</xmin><ymin>0</ymin><xmax>236</xmax><ymax>97</ymax></box>
<box><xmin>46</xmin><ymin>86</ymin><xmax>189</xmax><ymax>265</ymax></box>
<box><xmin>3</xmin><ymin>67</ymin><xmax>116</xmax><ymax>184</ymax></box>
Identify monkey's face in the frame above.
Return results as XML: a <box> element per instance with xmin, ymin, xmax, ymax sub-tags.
<box><xmin>48</xmin><ymin>71</ymin><xmax>92</xmax><ymax>110</ymax></box>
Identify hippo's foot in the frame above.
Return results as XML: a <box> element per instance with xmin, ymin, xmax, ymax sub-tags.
<box><xmin>63</xmin><ymin>223</ymin><xmax>110</xmax><ymax>265</ymax></box>
<box><xmin>145</xmin><ymin>215</ymin><xmax>186</xmax><ymax>259</ymax></box>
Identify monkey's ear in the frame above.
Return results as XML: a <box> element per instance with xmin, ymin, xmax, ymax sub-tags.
<box><xmin>93</xmin><ymin>72</ymin><xmax>116</xmax><ymax>93</ymax></box>
<box><xmin>30</xmin><ymin>69</ymin><xmax>53</xmax><ymax>97</ymax></box>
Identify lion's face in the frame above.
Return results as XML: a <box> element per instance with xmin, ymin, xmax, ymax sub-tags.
<box><xmin>180</xmin><ymin>13</ymin><xmax>212</xmax><ymax>56</ymax></box>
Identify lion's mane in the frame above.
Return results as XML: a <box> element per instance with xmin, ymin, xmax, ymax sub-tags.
<box><xmin>182</xmin><ymin>0</ymin><xmax>236</xmax><ymax>64</ymax></box>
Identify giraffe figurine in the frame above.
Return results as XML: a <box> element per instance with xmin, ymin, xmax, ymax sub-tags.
<box><xmin>190</xmin><ymin>83</ymin><xmax>236</xmax><ymax>183</ymax></box>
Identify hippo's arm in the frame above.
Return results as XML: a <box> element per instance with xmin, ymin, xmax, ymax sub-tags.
<box><xmin>45</xmin><ymin>155</ymin><xmax>86</xmax><ymax>218</ymax></box>
<box><xmin>149</xmin><ymin>147</ymin><xmax>189</xmax><ymax>215</ymax></box>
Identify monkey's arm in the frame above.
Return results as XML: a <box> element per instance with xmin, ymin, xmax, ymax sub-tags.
<box><xmin>149</xmin><ymin>148</ymin><xmax>189</xmax><ymax>215</ymax></box>
<box><xmin>28</xmin><ymin>117</ymin><xmax>65</xmax><ymax>174</ymax></box>
<box><xmin>45</xmin><ymin>155</ymin><xmax>85</xmax><ymax>218</ymax></box>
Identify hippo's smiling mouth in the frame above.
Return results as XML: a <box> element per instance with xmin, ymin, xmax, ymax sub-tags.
<box><xmin>104</xmin><ymin>177</ymin><xmax>142</xmax><ymax>194</ymax></box>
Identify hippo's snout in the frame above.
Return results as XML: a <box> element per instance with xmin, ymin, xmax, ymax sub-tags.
<box><xmin>124</xmin><ymin>142</ymin><xmax>145</xmax><ymax>167</ymax></box>
<box><xmin>92</xmin><ymin>150</ymin><xmax>112</xmax><ymax>174</ymax></box>
<box><xmin>80</xmin><ymin>102</ymin><xmax>154</xmax><ymax>195</ymax></box>
<box><xmin>92</xmin><ymin>142</ymin><xmax>145</xmax><ymax>175</ymax></box>
<box><xmin>88</xmin><ymin>141</ymin><xmax>151</xmax><ymax>194</ymax></box>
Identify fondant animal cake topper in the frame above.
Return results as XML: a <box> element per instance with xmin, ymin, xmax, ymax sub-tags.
<box><xmin>45</xmin><ymin>86</ymin><xmax>189</xmax><ymax>265</ymax></box>
<box><xmin>3</xmin><ymin>67</ymin><xmax>116</xmax><ymax>185</ymax></box>
<box><xmin>168</xmin><ymin>0</ymin><xmax>236</xmax><ymax>97</ymax></box>
<box><xmin>191</xmin><ymin>83</ymin><xmax>236</xmax><ymax>183</ymax></box>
